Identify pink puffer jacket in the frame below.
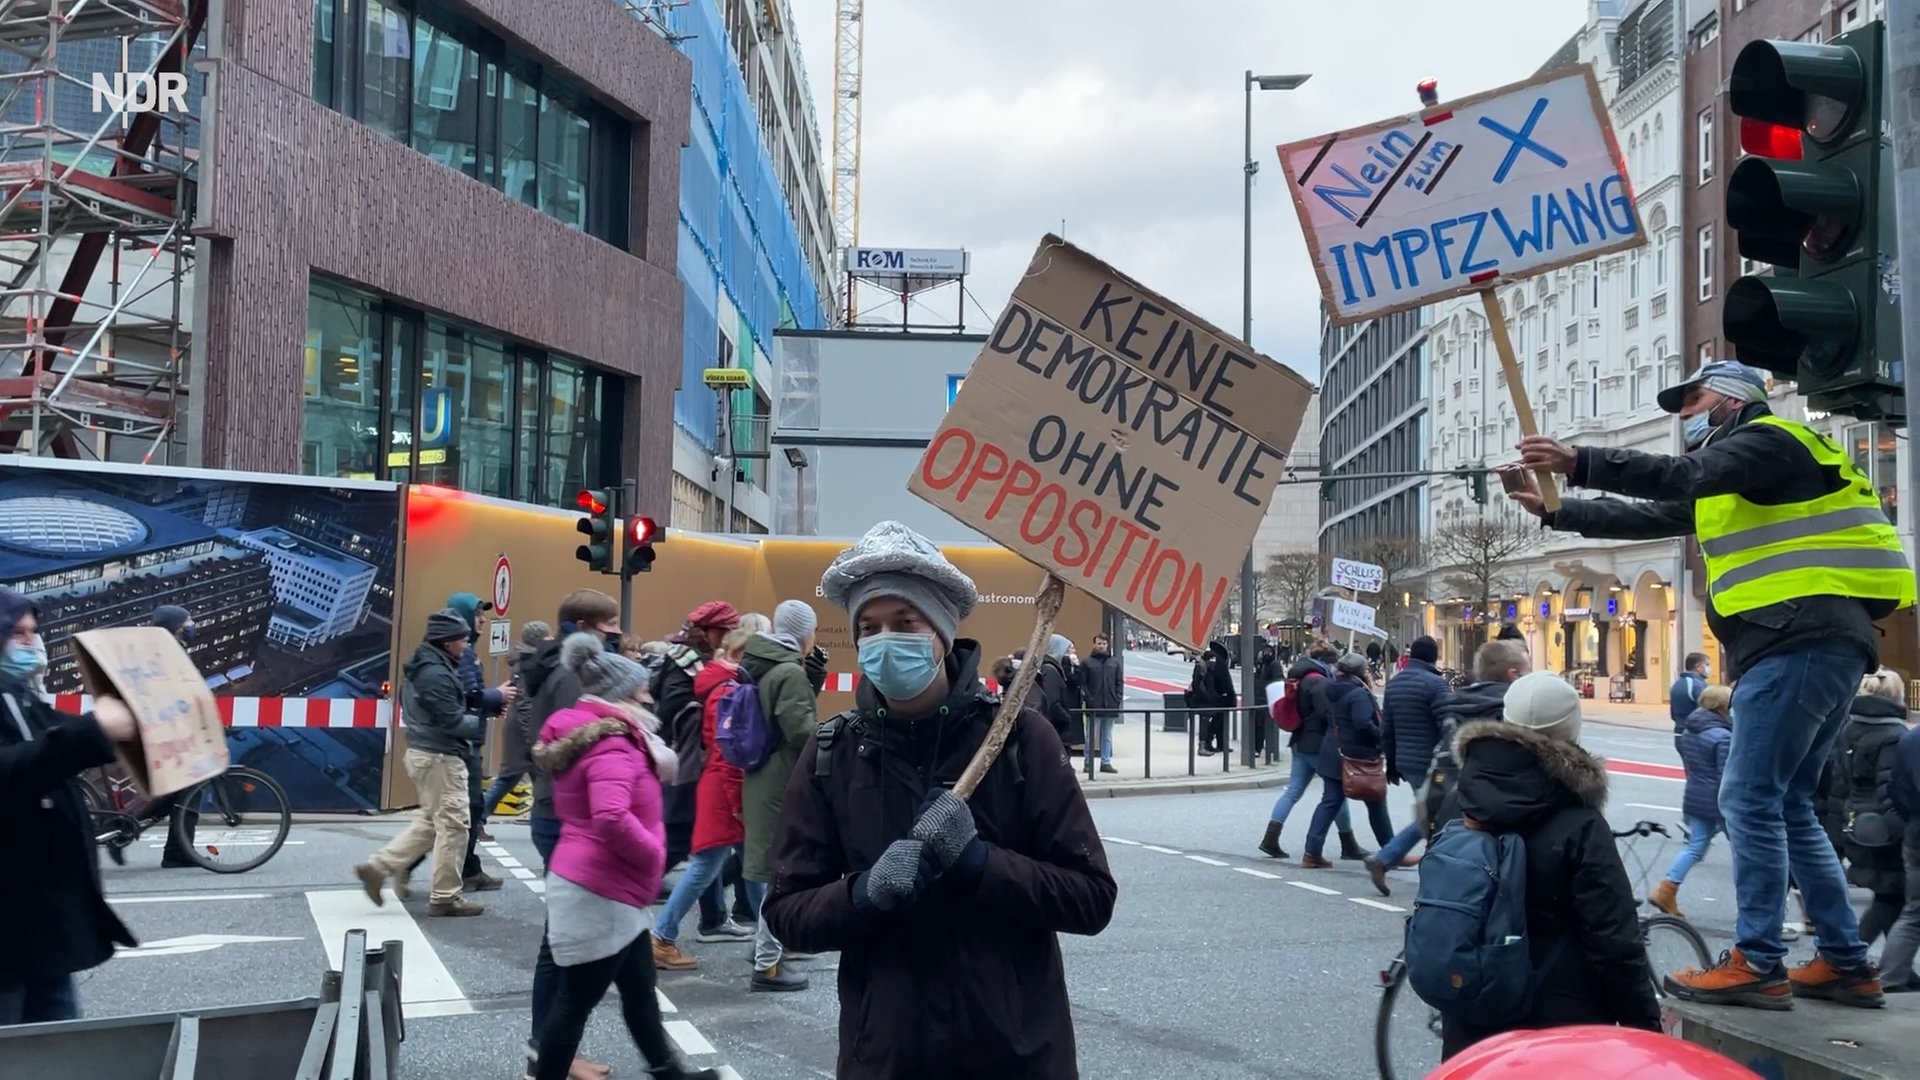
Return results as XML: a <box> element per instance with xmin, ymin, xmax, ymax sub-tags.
<box><xmin>533</xmin><ymin>697</ymin><xmax>672</xmax><ymax>908</ymax></box>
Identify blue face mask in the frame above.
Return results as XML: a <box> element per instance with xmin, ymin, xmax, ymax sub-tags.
<box><xmin>1</xmin><ymin>641</ymin><xmax>44</xmax><ymax>682</ymax></box>
<box><xmin>1683</xmin><ymin>412</ymin><xmax>1713</xmax><ymax>449</ymax></box>
<box><xmin>857</xmin><ymin>631</ymin><xmax>941</xmax><ymax>701</ymax></box>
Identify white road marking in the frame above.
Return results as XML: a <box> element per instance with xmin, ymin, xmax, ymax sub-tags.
<box><xmin>1626</xmin><ymin>803</ymin><xmax>1683</xmax><ymax>813</ymax></box>
<box><xmin>1102</xmin><ymin>837</ymin><xmax>1142</xmax><ymax>846</ymax></box>
<box><xmin>111</xmin><ymin>892</ymin><xmax>270</xmax><ymax>904</ymax></box>
<box><xmin>118</xmin><ymin>933</ymin><xmax>302</xmax><ymax>957</ymax></box>
<box><xmin>509</xmin><ymin>867</ymin><xmax>538</xmax><ymax>880</ymax></box>
<box><xmin>657</xmin><ymin>989</ymin><xmax>676</xmax><ymax>1013</ymax></box>
<box><xmin>1185</xmin><ymin>855</ymin><xmax>1230</xmax><ymax>867</ymax></box>
<box><xmin>1350</xmin><ymin>897</ymin><xmax>1405</xmax><ymax>913</ymax></box>
<box><xmin>1141</xmin><ymin>845</ymin><xmax>1182</xmax><ymax>855</ymax></box>
<box><xmin>480</xmin><ymin>841</ymin><xmax>546</xmax><ymax>897</ymax></box>
<box><xmin>1233</xmin><ymin>867</ymin><xmax>1281</xmax><ymax>880</ymax></box>
<box><xmin>716</xmin><ymin>1069</ymin><xmax>744</xmax><ymax>1080</ymax></box>
<box><xmin>306</xmin><ymin>889</ymin><xmax>466</xmax><ymax>1012</ymax></box>
<box><xmin>666</xmin><ymin>1020</ymin><xmax>716</xmax><ymax>1056</ymax></box>
<box><xmin>1288</xmin><ymin>881</ymin><xmax>1342</xmax><ymax>896</ymax></box>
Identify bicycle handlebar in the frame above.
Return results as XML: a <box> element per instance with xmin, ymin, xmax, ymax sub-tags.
<box><xmin>1611</xmin><ymin>820</ymin><xmax>1672</xmax><ymax>840</ymax></box>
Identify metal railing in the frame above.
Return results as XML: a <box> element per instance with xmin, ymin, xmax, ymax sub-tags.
<box><xmin>1074</xmin><ymin>702</ymin><xmax>1281</xmax><ymax>781</ymax></box>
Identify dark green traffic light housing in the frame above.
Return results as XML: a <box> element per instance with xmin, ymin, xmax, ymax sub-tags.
<box><xmin>574</xmin><ymin>488</ymin><xmax>617</xmax><ymax>574</ymax></box>
<box><xmin>1722</xmin><ymin>21</ymin><xmax>1903</xmax><ymax>424</ymax></box>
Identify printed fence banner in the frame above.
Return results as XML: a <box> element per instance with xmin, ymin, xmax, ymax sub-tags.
<box><xmin>1279</xmin><ymin>66</ymin><xmax>1641</xmax><ymax>324</ymax></box>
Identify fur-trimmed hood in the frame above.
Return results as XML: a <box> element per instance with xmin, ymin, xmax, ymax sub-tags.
<box><xmin>534</xmin><ymin>696</ymin><xmax>675</xmax><ymax>785</ymax></box>
<box><xmin>1452</xmin><ymin>720</ymin><xmax>1608</xmax><ymax>822</ymax></box>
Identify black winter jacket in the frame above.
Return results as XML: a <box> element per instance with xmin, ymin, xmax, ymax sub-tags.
<box><xmin>0</xmin><ymin>682</ymin><xmax>138</xmax><ymax>988</ymax></box>
<box><xmin>1382</xmin><ymin>658</ymin><xmax>1448</xmax><ymax>780</ymax></box>
<box><xmin>763</xmin><ymin>642</ymin><xmax>1117</xmax><ymax>1079</ymax></box>
<box><xmin>1816</xmin><ymin>695</ymin><xmax>1909</xmax><ymax>895</ymax></box>
<box><xmin>1893</xmin><ymin>725</ymin><xmax>1920</xmax><ymax>824</ymax></box>
<box><xmin>1078</xmin><ymin>651</ymin><xmax>1124</xmax><ymax>716</ymax></box>
<box><xmin>1322</xmin><ymin>676</ymin><xmax>1384</xmax><ymax>761</ymax></box>
<box><xmin>1436</xmin><ymin>722</ymin><xmax>1662</xmax><ymax>1057</ymax></box>
<box><xmin>1037</xmin><ymin>657</ymin><xmax>1080</xmax><ymax>743</ymax></box>
<box><xmin>523</xmin><ymin>637</ymin><xmax>585</xmax><ymax>820</ymax></box>
<box><xmin>400</xmin><ymin>642</ymin><xmax>479</xmax><ymax>757</ymax></box>
<box><xmin>1285</xmin><ymin>658</ymin><xmax>1335</xmax><ymax>755</ymax></box>
<box><xmin>1544</xmin><ymin>404</ymin><xmax>1891</xmax><ymax>679</ymax></box>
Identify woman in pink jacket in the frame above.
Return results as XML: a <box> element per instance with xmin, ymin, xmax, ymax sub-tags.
<box><xmin>530</xmin><ymin>634</ymin><xmax>717</xmax><ymax>1080</ymax></box>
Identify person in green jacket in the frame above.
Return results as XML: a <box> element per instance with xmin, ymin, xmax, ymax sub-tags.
<box><xmin>738</xmin><ymin>598</ymin><xmax>821</xmax><ymax>992</ymax></box>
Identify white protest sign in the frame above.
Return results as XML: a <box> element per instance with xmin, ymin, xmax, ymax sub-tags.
<box><xmin>1330</xmin><ymin>557</ymin><xmax>1385</xmax><ymax>594</ymax></box>
<box><xmin>1278</xmin><ymin>66</ymin><xmax>1640</xmax><ymax>324</ymax></box>
<box><xmin>1328</xmin><ymin>597</ymin><xmax>1381</xmax><ymax>639</ymax></box>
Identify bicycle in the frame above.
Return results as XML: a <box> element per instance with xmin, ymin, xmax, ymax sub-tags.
<box><xmin>1371</xmin><ymin>819</ymin><xmax>1714</xmax><ymax>1080</ymax></box>
<box><xmin>81</xmin><ymin>764</ymin><xmax>292</xmax><ymax>874</ymax></box>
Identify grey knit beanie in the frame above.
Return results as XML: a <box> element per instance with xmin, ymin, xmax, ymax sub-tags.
<box><xmin>772</xmin><ymin>599</ymin><xmax>818</xmax><ymax>645</ymax></box>
<box><xmin>561</xmin><ymin>632</ymin><xmax>650</xmax><ymax>701</ymax></box>
<box><xmin>820</xmin><ymin>521</ymin><xmax>978</xmax><ymax>644</ymax></box>
<box><xmin>424</xmin><ymin>608</ymin><xmax>470</xmax><ymax>644</ymax></box>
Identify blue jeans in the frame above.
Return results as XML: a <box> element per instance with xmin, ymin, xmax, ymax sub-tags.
<box><xmin>1083</xmin><ymin>715</ymin><xmax>1115</xmax><ymax>765</ymax></box>
<box><xmin>1721</xmin><ymin>641</ymin><xmax>1869</xmax><ymax>971</ymax></box>
<box><xmin>1305</xmin><ymin>744</ymin><xmax>1394</xmax><ymax>856</ymax></box>
<box><xmin>0</xmin><ymin>975</ymin><xmax>77</xmax><ymax>1025</ymax></box>
<box><xmin>530</xmin><ymin>816</ymin><xmax>561</xmax><ymax>1047</ymax></box>
<box><xmin>1665</xmin><ymin>816</ymin><xmax>1722</xmax><ymax>884</ymax></box>
<box><xmin>482</xmin><ymin>770</ymin><xmax>525</xmax><ymax>816</ymax></box>
<box><xmin>1375</xmin><ymin>767</ymin><xmax>1430</xmax><ymax>867</ymax></box>
<box><xmin>1269</xmin><ymin>749</ymin><xmax>1352</xmax><ymax>832</ymax></box>
<box><xmin>655</xmin><ymin>846</ymin><xmax>733</xmax><ymax>945</ymax></box>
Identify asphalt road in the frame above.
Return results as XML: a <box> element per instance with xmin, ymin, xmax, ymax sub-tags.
<box><xmin>80</xmin><ymin>658</ymin><xmax>1853</xmax><ymax>1079</ymax></box>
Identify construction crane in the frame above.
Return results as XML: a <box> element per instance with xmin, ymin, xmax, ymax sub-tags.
<box><xmin>831</xmin><ymin>0</ymin><xmax>863</xmax><ymax>251</ymax></box>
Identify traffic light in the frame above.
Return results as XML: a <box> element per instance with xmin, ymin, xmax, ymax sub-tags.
<box><xmin>623</xmin><ymin>515</ymin><xmax>661</xmax><ymax>577</ymax></box>
<box><xmin>1319</xmin><ymin>461</ymin><xmax>1335</xmax><ymax>502</ymax></box>
<box><xmin>1722</xmin><ymin>21</ymin><xmax>1900</xmax><ymax>421</ymax></box>
<box><xmin>574</xmin><ymin>488</ymin><xmax>616</xmax><ymax>573</ymax></box>
<box><xmin>1453</xmin><ymin>467</ymin><xmax>1488</xmax><ymax>505</ymax></box>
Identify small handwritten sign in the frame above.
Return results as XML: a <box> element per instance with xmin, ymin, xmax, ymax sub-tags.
<box><xmin>1328</xmin><ymin>597</ymin><xmax>1382</xmax><ymax>639</ymax></box>
<box><xmin>71</xmin><ymin>627</ymin><xmax>227</xmax><ymax>797</ymax></box>
<box><xmin>1278</xmin><ymin>66</ymin><xmax>1639</xmax><ymax>324</ymax></box>
<box><xmin>1330</xmin><ymin>557</ymin><xmax>1385</xmax><ymax>594</ymax></box>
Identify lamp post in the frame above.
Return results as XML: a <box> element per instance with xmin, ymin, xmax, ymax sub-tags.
<box><xmin>1242</xmin><ymin>69</ymin><xmax>1311</xmax><ymax>768</ymax></box>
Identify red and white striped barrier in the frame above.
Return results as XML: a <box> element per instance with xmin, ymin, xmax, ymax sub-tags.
<box><xmin>823</xmin><ymin>672</ymin><xmax>992</xmax><ymax>694</ymax></box>
<box><xmin>51</xmin><ymin>694</ymin><xmax>391</xmax><ymax>729</ymax></box>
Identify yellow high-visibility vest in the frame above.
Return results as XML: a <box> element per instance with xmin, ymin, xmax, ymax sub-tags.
<box><xmin>1694</xmin><ymin>415</ymin><xmax>1915</xmax><ymax>617</ymax></box>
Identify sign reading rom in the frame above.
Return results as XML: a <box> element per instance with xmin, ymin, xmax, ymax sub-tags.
<box><xmin>908</xmin><ymin>235</ymin><xmax>1315</xmax><ymax>650</ymax></box>
<box><xmin>1278</xmin><ymin>66</ymin><xmax>1640</xmax><ymax>324</ymax></box>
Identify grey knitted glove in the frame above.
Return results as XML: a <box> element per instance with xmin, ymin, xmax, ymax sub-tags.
<box><xmin>911</xmin><ymin>789</ymin><xmax>979</xmax><ymax>867</ymax></box>
<box><xmin>853</xmin><ymin>839</ymin><xmax>933</xmax><ymax>912</ymax></box>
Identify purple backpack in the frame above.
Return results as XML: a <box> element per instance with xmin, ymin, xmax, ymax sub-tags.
<box><xmin>714</xmin><ymin>677</ymin><xmax>777</xmax><ymax>771</ymax></box>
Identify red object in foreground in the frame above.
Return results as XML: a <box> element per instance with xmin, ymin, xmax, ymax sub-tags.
<box><xmin>1427</xmin><ymin>1026</ymin><xmax>1762</xmax><ymax>1079</ymax></box>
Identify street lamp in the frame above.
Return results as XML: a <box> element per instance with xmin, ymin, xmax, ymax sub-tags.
<box><xmin>783</xmin><ymin>446</ymin><xmax>811</xmax><ymax>534</ymax></box>
<box><xmin>1241</xmin><ymin>68</ymin><xmax>1311</xmax><ymax>768</ymax></box>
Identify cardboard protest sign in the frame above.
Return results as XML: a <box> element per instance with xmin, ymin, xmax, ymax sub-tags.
<box><xmin>71</xmin><ymin>627</ymin><xmax>227</xmax><ymax>797</ymax></box>
<box><xmin>1327</xmin><ymin>597</ymin><xmax>1381</xmax><ymax>639</ymax></box>
<box><xmin>1279</xmin><ymin>66</ymin><xmax>1640</xmax><ymax>324</ymax></box>
<box><xmin>1330</xmin><ymin>557</ymin><xmax>1385</xmax><ymax>594</ymax></box>
<box><xmin>908</xmin><ymin>235</ymin><xmax>1315</xmax><ymax>650</ymax></box>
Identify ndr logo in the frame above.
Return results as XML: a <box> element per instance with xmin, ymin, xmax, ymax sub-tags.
<box><xmin>90</xmin><ymin>72</ymin><xmax>189</xmax><ymax>114</ymax></box>
<box><xmin>854</xmin><ymin>249</ymin><xmax>906</xmax><ymax>270</ymax></box>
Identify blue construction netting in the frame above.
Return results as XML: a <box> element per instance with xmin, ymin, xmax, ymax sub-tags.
<box><xmin>653</xmin><ymin>1</ymin><xmax>828</xmax><ymax>448</ymax></box>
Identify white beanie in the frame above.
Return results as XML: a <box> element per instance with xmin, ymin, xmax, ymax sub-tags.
<box><xmin>1502</xmin><ymin>671</ymin><xmax>1584</xmax><ymax>744</ymax></box>
<box><xmin>773</xmin><ymin>599</ymin><xmax>818</xmax><ymax>645</ymax></box>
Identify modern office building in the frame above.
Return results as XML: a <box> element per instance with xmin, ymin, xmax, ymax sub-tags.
<box><xmin>644</xmin><ymin>0</ymin><xmax>835</xmax><ymax>533</ymax></box>
<box><xmin>1317</xmin><ymin>304</ymin><xmax>1430</xmax><ymax>565</ymax></box>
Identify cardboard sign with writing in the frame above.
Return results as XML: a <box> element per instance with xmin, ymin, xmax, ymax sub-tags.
<box><xmin>1330</xmin><ymin>557</ymin><xmax>1385</xmax><ymax>594</ymax></box>
<box><xmin>908</xmin><ymin>235</ymin><xmax>1315</xmax><ymax>650</ymax></box>
<box><xmin>1327</xmin><ymin>597</ymin><xmax>1382</xmax><ymax>639</ymax></box>
<box><xmin>1279</xmin><ymin>65</ymin><xmax>1640</xmax><ymax>325</ymax></box>
<box><xmin>71</xmin><ymin>627</ymin><xmax>227</xmax><ymax>797</ymax></box>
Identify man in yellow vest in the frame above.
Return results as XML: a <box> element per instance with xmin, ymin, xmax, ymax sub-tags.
<box><xmin>1510</xmin><ymin>361</ymin><xmax>1915</xmax><ymax>1012</ymax></box>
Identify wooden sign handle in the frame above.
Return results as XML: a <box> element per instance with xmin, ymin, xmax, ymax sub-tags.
<box><xmin>1477</xmin><ymin>287</ymin><xmax>1561</xmax><ymax>513</ymax></box>
<box><xmin>953</xmin><ymin>573</ymin><xmax>1067</xmax><ymax>800</ymax></box>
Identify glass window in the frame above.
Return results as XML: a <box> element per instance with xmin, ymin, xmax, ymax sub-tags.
<box><xmin>361</xmin><ymin>0</ymin><xmax>411</xmax><ymax>141</ymax></box>
<box><xmin>499</xmin><ymin>71</ymin><xmax>540</xmax><ymax>209</ymax></box>
<box><xmin>410</xmin><ymin>17</ymin><xmax>479</xmax><ymax>177</ymax></box>
<box><xmin>303</xmin><ymin>280</ymin><xmax>383</xmax><ymax>479</ymax></box>
<box><xmin>516</xmin><ymin>357</ymin><xmax>541</xmax><ymax>503</ymax></box>
<box><xmin>385</xmin><ymin>312</ymin><xmax>418</xmax><ymax>484</ymax></box>
<box><xmin>313</xmin><ymin>0</ymin><xmax>336</xmax><ymax>105</ymax></box>
<box><xmin>461</xmin><ymin>331</ymin><xmax>514</xmax><ymax>497</ymax></box>
<box><xmin>544</xmin><ymin>360</ymin><xmax>582</xmax><ymax>501</ymax></box>
<box><xmin>538</xmin><ymin>93</ymin><xmax>591</xmax><ymax>230</ymax></box>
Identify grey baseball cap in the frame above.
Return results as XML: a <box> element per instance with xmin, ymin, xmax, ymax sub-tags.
<box><xmin>1656</xmin><ymin>360</ymin><xmax>1768</xmax><ymax>414</ymax></box>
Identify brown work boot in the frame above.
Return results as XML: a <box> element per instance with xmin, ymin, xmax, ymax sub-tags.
<box><xmin>1364</xmin><ymin>856</ymin><xmax>1391</xmax><ymax>897</ymax></box>
<box><xmin>1649</xmin><ymin>879</ymin><xmax>1683</xmax><ymax>918</ymax></box>
<box><xmin>652</xmin><ymin>938</ymin><xmax>698</xmax><ymax>971</ymax></box>
<box><xmin>1789</xmin><ymin>954</ymin><xmax>1886</xmax><ymax>1008</ymax></box>
<box><xmin>1664</xmin><ymin>948</ymin><xmax>1791</xmax><ymax>1010</ymax></box>
<box><xmin>427</xmin><ymin>897</ymin><xmax>484</xmax><ymax>917</ymax></box>
<box><xmin>464</xmin><ymin>871</ymin><xmax>504</xmax><ymax>892</ymax></box>
<box><xmin>1301</xmin><ymin>853</ymin><xmax>1332</xmax><ymax>869</ymax></box>
<box><xmin>352</xmin><ymin>863</ymin><xmax>387</xmax><ymax>907</ymax></box>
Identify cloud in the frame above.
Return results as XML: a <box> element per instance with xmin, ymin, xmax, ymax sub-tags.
<box><xmin>785</xmin><ymin>0</ymin><xmax>1590</xmax><ymax>384</ymax></box>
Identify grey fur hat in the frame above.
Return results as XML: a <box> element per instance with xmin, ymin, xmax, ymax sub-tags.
<box><xmin>820</xmin><ymin>521</ymin><xmax>978</xmax><ymax>643</ymax></box>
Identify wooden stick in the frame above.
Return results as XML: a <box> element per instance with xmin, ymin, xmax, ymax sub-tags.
<box><xmin>953</xmin><ymin>572</ymin><xmax>1067</xmax><ymax>800</ymax></box>
<box><xmin>1477</xmin><ymin>287</ymin><xmax>1561</xmax><ymax>513</ymax></box>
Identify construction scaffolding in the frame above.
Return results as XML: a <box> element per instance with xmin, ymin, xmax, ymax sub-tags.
<box><xmin>0</xmin><ymin>0</ymin><xmax>203</xmax><ymax>463</ymax></box>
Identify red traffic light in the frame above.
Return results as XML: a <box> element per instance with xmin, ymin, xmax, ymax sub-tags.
<box><xmin>575</xmin><ymin>489</ymin><xmax>608</xmax><ymax>515</ymax></box>
<box><xmin>627</xmin><ymin>516</ymin><xmax>658</xmax><ymax>545</ymax></box>
<box><xmin>1739</xmin><ymin>116</ymin><xmax>1805</xmax><ymax>161</ymax></box>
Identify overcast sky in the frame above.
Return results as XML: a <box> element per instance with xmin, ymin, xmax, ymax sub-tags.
<box><xmin>784</xmin><ymin>0</ymin><xmax>1588</xmax><ymax>386</ymax></box>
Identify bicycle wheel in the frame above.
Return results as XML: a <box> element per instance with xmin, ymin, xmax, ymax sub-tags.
<box><xmin>1375</xmin><ymin>960</ymin><xmax>1442</xmax><ymax>1080</ymax></box>
<box><xmin>172</xmin><ymin>766</ymin><xmax>292</xmax><ymax>873</ymax></box>
<box><xmin>1641</xmin><ymin>913</ymin><xmax>1712</xmax><ymax>997</ymax></box>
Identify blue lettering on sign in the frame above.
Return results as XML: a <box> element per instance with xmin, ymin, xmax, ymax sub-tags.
<box><xmin>1327</xmin><ymin>174</ymin><xmax>1637</xmax><ymax>304</ymax></box>
<box><xmin>1309</xmin><ymin>131</ymin><xmax>1456</xmax><ymax>223</ymax></box>
<box><xmin>1479</xmin><ymin>96</ymin><xmax>1569</xmax><ymax>184</ymax></box>
<box><xmin>856</xmin><ymin>249</ymin><xmax>905</xmax><ymax>270</ymax></box>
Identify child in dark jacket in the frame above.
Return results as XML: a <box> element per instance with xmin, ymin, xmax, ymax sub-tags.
<box><xmin>1652</xmin><ymin>685</ymin><xmax>1732</xmax><ymax>917</ymax></box>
